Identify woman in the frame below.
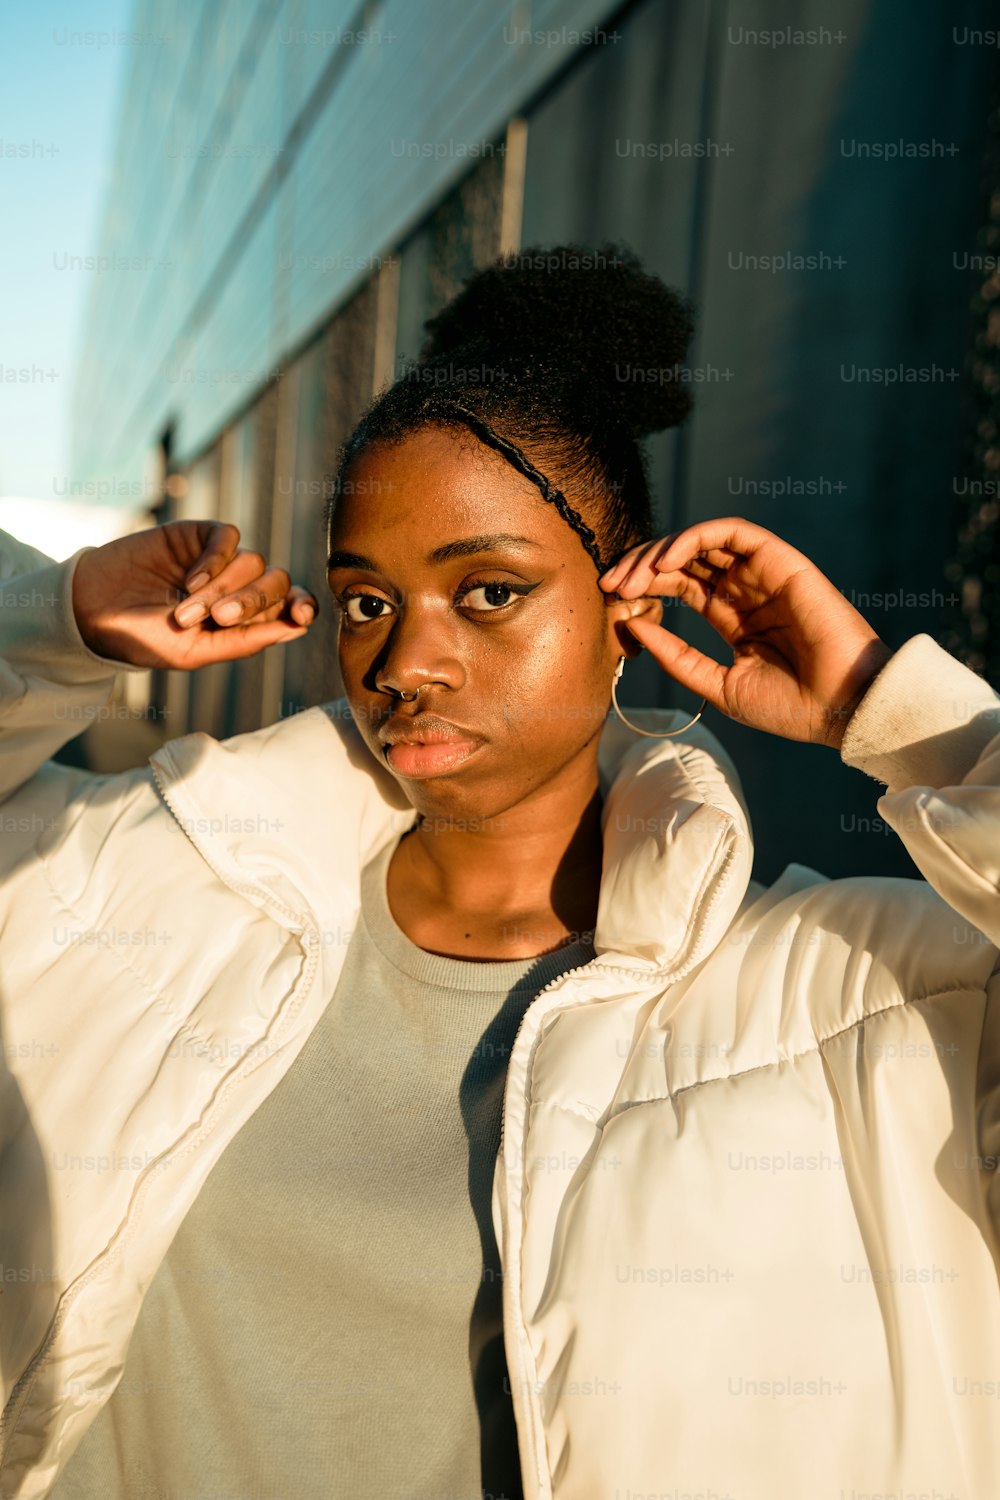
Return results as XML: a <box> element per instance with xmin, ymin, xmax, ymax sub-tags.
<box><xmin>3</xmin><ymin>244</ymin><xmax>999</xmax><ymax>1500</ymax></box>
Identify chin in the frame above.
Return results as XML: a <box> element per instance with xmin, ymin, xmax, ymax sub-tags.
<box><xmin>395</xmin><ymin>771</ymin><xmax>518</xmax><ymax>832</ymax></box>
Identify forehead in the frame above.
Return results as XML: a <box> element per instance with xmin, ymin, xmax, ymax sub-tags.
<box><xmin>330</xmin><ymin>425</ymin><xmax>574</xmax><ymax>554</ymax></box>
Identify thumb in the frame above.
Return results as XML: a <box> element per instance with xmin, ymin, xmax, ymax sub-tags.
<box><xmin>625</xmin><ymin>615</ymin><xmax>725</xmax><ymax>707</ymax></box>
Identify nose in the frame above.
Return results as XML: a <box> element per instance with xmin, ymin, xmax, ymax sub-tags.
<box><xmin>369</xmin><ymin>593</ymin><xmax>465</xmax><ymax>698</ymax></box>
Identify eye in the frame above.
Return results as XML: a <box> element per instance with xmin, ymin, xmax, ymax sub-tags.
<box><xmin>337</xmin><ymin>577</ymin><xmax>533</xmax><ymax>623</ymax></box>
<box><xmin>455</xmin><ymin>578</ymin><xmax>523</xmax><ymax>612</ymax></box>
<box><xmin>339</xmin><ymin>592</ymin><xmax>392</xmax><ymax>624</ymax></box>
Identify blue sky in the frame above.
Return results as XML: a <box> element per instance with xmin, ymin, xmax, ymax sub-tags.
<box><xmin>0</xmin><ymin>0</ymin><xmax>133</xmax><ymax>518</ymax></box>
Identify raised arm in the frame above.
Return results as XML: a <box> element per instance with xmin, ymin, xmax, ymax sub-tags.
<box><xmin>0</xmin><ymin>520</ymin><xmax>320</xmax><ymax>804</ymax></box>
<box><xmin>0</xmin><ymin>531</ymin><xmax>137</xmax><ymax>803</ymax></box>
<box><xmin>837</xmin><ymin>631</ymin><xmax>1000</xmax><ymax>949</ymax></box>
<box><xmin>599</xmin><ymin>513</ymin><xmax>1000</xmax><ymax>947</ymax></box>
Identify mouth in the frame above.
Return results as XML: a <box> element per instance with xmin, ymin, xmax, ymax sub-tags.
<box><xmin>377</xmin><ymin>717</ymin><xmax>485</xmax><ymax>780</ymax></box>
<box><xmin>382</xmin><ymin>738</ymin><xmax>483</xmax><ymax>778</ymax></box>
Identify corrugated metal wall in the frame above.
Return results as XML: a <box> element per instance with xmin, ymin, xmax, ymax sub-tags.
<box><xmin>67</xmin><ymin>0</ymin><xmax>999</xmax><ymax>885</ymax></box>
<box><xmin>69</xmin><ymin>0</ymin><xmax>617</xmax><ymax>490</ymax></box>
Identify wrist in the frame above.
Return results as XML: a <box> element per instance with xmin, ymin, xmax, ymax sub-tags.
<box><xmin>823</xmin><ymin>638</ymin><xmax>895</xmax><ymax>751</ymax></box>
<box><xmin>70</xmin><ymin>548</ymin><xmax>108</xmax><ymax>657</ymax></box>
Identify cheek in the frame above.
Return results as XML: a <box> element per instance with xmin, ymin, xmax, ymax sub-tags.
<box><xmin>498</xmin><ymin>615</ymin><xmax>607</xmax><ymax>723</ymax></box>
<box><xmin>336</xmin><ymin>634</ymin><xmax>376</xmax><ymax>717</ymax></box>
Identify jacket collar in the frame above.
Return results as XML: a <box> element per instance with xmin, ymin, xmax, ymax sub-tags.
<box><xmin>148</xmin><ymin>699</ymin><xmax>754</xmax><ymax>977</ymax></box>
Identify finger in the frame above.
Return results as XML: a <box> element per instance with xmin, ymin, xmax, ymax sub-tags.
<box><xmin>286</xmin><ymin>586</ymin><xmax>318</xmax><ymax>625</ymax></box>
<box><xmin>236</xmin><ymin>586</ymin><xmax>318</xmax><ymax>627</ymax></box>
<box><xmin>623</xmin><ymin>524</ymin><xmax>793</xmax><ymax>602</ymax></box>
<box><xmin>616</xmin><ymin>555</ymin><xmax>742</xmax><ymax>607</ymax></box>
<box><xmin>599</xmin><ymin>535</ymin><xmax>673</xmax><ymax>588</ymax></box>
<box><xmin>173</xmin><ymin>551</ymin><xmax>275</xmax><ymax>628</ymax></box>
<box><xmin>652</xmin><ymin>518</ymin><xmax>806</xmax><ymax>583</ymax></box>
<box><xmin>615</xmin><ymin>533</ymin><xmax>753</xmax><ymax>599</ymax></box>
<box><xmin>179</xmin><ymin>522</ymin><xmax>242</xmax><ymax>592</ymax></box>
<box><xmin>698</xmin><ymin>547</ymin><xmax>743</xmax><ymax>570</ymax></box>
<box><xmin>625</xmin><ymin>615</ymin><xmax>728</xmax><ymax>707</ymax></box>
<box><xmin>605</xmin><ymin>533</ymin><xmax>712</xmax><ymax>598</ymax></box>
<box><xmin>650</xmin><ymin>569</ymin><xmax>747</xmax><ymax>633</ymax></box>
<box><xmin>599</xmin><ymin>532</ymin><xmax>743</xmax><ymax>591</ymax></box>
<box><xmin>205</xmin><ymin>566</ymin><xmax>295</xmax><ymax>627</ymax></box>
<box><xmin>682</xmin><ymin>557</ymin><xmax>723</xmax><ymax>584</ymax></box>
<box><xmin>678</xmin><ymin>555</ymin><xmax>751</xmax><ymax>609</ymax></box>
<box><xmin>182</xmin><ymin>617</ymin><xmax>313</xmax><ymax>666</ymax></box>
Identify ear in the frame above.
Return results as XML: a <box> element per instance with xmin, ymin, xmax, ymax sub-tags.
<box><xmin>607</xmin><ymin>592</ymin><xmax>663</xmax><ymax>660</ymax></box>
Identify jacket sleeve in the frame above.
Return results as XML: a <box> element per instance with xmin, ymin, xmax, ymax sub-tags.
<box><xmin>839</xmin><ymin>632</ymin><xmax>1000</xmax><ymax>950</ymax></box>
<box><xmin>0</xmin><ymin>528</ymin><xmax>146</xmax><ymax>804</ymax></box>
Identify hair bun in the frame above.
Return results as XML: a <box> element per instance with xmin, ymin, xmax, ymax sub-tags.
<box><xmin>418</xmin><ymin>240</ymin><xmax>696</xmax><ymax>440</ymax></box>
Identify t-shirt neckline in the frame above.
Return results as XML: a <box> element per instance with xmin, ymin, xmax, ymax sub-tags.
<box><xmin>360</xmin><ymin>834</ymin><xmax>597</xmax><ymax>993</ymax></box>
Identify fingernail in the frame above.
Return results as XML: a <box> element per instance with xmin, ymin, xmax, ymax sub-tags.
<box><xmin>296</xmin><ymin>604</ymin><xmax>315</xmax><ymax>622</ymax></box>
<box><xmin>186</xmin><ymin>571</ymin><xmax>209</xmax><ymax>591</ymax></box>
<box><xmin>213</xmin><ymin>599</ymin><xmax>242</xmax><ymax>624</ymax></box>
<box><xmin>175</xmin><ymin>599</ymin><xmax>207</xmax><ymax>626</ymax></box>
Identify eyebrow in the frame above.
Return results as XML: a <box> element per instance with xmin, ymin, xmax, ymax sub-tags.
<box><xmin>327</xmin><ymin>533</ymin><xmax>545</xmax><ymax>571</ymax></box>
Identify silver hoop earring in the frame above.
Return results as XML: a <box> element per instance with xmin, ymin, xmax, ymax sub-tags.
<box><xmin>611</xmin><ymin>655</ymin><xmax>707</xmax><ymax>737</ymax></box>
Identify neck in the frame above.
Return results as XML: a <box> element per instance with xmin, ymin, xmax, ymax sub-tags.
<box><xmin>397</xmin><ymin>771</ymin><xmax>605</xmax><ymax>955</ymax></box>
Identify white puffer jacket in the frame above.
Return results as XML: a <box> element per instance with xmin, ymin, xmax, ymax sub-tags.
<box><xmin>1</xmin><ymin>530</ymin><xmax>999</xmax><ymax>1499</ymax></box>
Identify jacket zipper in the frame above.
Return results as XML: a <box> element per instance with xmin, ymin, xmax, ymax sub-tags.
<box><xmin>498</xmin><ymin>833</ymin><xmax>741</xmax><ymax>1497</ymax></box>
<box><xmin>498</xmin><ymin>832</ymin><xmax>739</xmax><ymax>1159</ymax></box>
<box><xmin>0</xmin><ymin>758</ymin><xmax>324</xmax><ymax>1474</ymax></box>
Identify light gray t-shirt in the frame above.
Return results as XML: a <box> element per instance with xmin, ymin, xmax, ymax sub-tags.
<box><xmin>51</xmin><ymin>830</ymin><xmax>596</xmax><ymax>1500</ymax></box>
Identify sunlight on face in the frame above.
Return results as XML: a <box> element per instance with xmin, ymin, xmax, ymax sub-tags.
<box><xmin>326</xmin><ymin>425</ymin><xmax>625</xmax><ymax>823</ymax></box>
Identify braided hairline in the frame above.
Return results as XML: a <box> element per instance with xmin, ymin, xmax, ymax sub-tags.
<box><xmin>324</xmin><ymin>396</ymin><xmax>612</xmax><ymax>576</ymax></box>
<box><xmin>430</xmin><ymin>399</ymin><xmax>610</xmax><ymax>576</ymax></box>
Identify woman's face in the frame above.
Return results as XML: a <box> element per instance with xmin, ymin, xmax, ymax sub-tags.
<box><xmin>326</xmin><ymin>424</ymin><xmax>660</xmax><ymax>822</ymax></box>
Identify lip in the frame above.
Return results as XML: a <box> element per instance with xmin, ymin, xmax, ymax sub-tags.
<box><xmin>377</xmin><ymin>716</ymin><xmax>485</xmax><ymax>779</ymax></box>
<box><xmin>378</xmin><ymin>718</ymin><xmax>477</xmax><ymax>746</ymax></box>
<box><xmin>383</xmin><ymin>738</ymin><xmax>483</xmax><ymax>778</ymax></box>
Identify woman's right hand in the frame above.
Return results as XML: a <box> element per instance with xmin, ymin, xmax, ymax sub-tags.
<box><xmin>71</xmin><ymin>520</ymin><xmax>319</xmax><ymax>670</ymax></box>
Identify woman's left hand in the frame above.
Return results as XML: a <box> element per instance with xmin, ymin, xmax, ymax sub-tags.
<box><xmin>599</xmin><ymin>517</ymin><xmax>895</xmax><ymax>750</ymax></box>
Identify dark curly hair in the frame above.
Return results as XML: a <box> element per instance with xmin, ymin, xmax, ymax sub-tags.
<box><xmin>324</xmin><ymin>240</ymin><xmax>696</xmax><ymax>577</ymax></box>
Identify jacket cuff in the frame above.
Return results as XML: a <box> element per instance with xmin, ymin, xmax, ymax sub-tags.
<box><xmin>839</xmin><ymin>633</ymin><xmax>1000</xmax><ymax>793</ymax></box>
<box><xmin>1</xmin><ymin>546</ymin><xmax>147</xmax><ymax>679</ymax></box>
